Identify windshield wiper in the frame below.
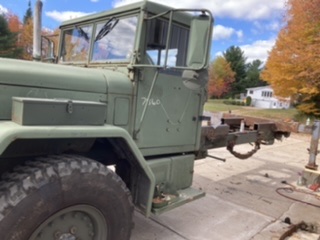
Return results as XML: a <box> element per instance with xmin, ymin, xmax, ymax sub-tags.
<box><xmin>76</xmin><ymin>26</ymin><xmax>90</xmax><ymax>42</ymax></box>
<box><xmin>95</xmin><ymin>17</ymin><xmax>119</xmax><ymax>42</ymax></box>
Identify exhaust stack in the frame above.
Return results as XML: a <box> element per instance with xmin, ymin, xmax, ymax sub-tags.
<box><xmin>33</xmin><ymin>0</ymin><xmax>43</xmax><ymax>61</ymax></box>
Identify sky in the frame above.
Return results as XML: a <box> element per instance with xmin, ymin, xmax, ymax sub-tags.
<box><xmin>0</xmin><ymin>0</ymin><xmax>287</xmax><ymax>64</ymax></box>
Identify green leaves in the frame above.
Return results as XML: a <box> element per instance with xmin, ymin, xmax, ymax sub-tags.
<box><xmin>0</xmin><ymin>15</ymin><xmax>23</xmax><ymax>59</ymax></box>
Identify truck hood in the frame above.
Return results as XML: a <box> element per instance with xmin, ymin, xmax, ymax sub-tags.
<box><xmin>0</xmin><ymin>58</ymin><xmax>132</xmax><ymax>120</ymax></box>
<box><xmin>0</xmin><ymin>58</ymin><xmax>126</xmax><ymax>94</ymax></box>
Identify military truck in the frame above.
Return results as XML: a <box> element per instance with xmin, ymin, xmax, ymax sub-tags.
<box><xmin>0</xmin><ymin>1</ymin><xmax>289</xmax><ymax>239</ymax></box>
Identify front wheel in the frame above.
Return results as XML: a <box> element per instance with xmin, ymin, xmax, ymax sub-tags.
<box><xmin>0</xmin><ymin>155</ymin><xmax>133</xmax><ymax>240</ymax></box>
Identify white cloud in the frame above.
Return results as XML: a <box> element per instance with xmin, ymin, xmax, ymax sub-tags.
<box><xmin>45</xmin><ymin>10</ymin><xmax>95</xmax><ymax>22</ymax></box>
<box><xmin>240</xmin><ymin>39</ymin><xmax>275</xmax><ymax>63</ymax></box>
<box><xmin>213</xmin><ymin>25</ymin><xmax>243</xmax><ymax>41</ymax></box>
<box><xmin>0</xmin><ymin>4</ymin><xmax>8</xmax><ymax>14</ymax></box>
<box><xmin>266</xmin><ymin>21</ymin><xmax>281</xmax><ymax>31</ymax></box>
<box><xmin>214</xmin><ymin>39</ymin><xmax>276</xmax><ymax>63</ymax></box>
<box><xmin>90</xmin><ymin>0</ymin><xmax>99</xmax><ymax>2</ymax></box>
<box><xmin>42</xmin><ymin>26</ymin><xmax>54</xmax><ymax>33</ymax></box>
<box><xmin>113</xmin><ymin>0</ymin><xmax>286</xmax><ymax>20</ymax></box>
<box><xmin>252</xmin><ymin>20</ymin><xmax>281</xmax><ymax>35</ymax></box>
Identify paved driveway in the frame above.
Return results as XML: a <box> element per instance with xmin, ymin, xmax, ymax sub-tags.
<box><xmin>131</xmin><ymin>133</ymin><xmax>320</xmax><ymax>240</ymax></box>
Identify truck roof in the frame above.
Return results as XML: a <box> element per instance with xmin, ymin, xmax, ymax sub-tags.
<box><xmin>60</xmin><ymin>1</ymin><xmax>193</xmax><ymax>27</ymax></box>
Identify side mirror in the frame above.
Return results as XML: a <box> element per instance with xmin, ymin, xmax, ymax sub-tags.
<box><xmin>187</xmin><ymin>13</ymin><xmax>213</xmax><ymax>69</ymax></box>
<box><xmin>41</xmin><ymin>36</ymin><xmax>56</xmax><ymax>63</ymax></box>
<box><xmin>182</xmin><ymin>69</ymin><xmax>208</xmax><ymax>90</ymax></box>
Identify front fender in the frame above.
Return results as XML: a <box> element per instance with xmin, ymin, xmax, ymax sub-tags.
<box><xmin>0</xmin><ymin>121</ymin><xmax>155</xmax><ymax>217</ymax></box>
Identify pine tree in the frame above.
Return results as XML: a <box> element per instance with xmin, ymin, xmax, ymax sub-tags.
<box><xmin>243</xmin><ymin>60</ymin><xmax>266</xmax><ymax>88</ymax></box>
<box><xmin>23</xmin><ymin>1</ymin><xmax>33</xmax><ymax>24</ymax></box>
<box><xmin>223</xmin><ymin>46</ymin><xmax>247</xmax><ymax>96</ymax></box>
<box><xmin>0</xmin><ymin>15</ymin><xmax>23</xmax><ymax>59</ymax></box>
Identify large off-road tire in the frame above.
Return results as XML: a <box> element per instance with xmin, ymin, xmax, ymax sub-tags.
<box><xmin>0</xmin><ymin>155</ymin><xmax>134</xmax><ymax>240</ymax></box>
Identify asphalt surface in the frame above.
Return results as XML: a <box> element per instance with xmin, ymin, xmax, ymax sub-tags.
<box><xmin>131</xmin><ymin>133</ymin><xmax>320</xmax><ymax>240</ymax></box>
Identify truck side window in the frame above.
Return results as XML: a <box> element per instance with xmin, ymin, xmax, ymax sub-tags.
<box><xmin>146</xmin><ymin>19</ymin><xmax>189</xmax><ymax>67</ymax></box>
<box><xmin>60</xmin><ymin>25</ymin><xmax>93</xmax><ymax>62</ymax></box>
<box><xmin>92</xmin><ymin>16</ymin><xmax>138</xmax><ymax>62</ymax></box>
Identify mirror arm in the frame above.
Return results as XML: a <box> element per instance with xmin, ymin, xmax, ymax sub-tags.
<box><xmin>163</xmin><ymin>11</ymin><xmax>174</xmax><ymax>68</ymax></box>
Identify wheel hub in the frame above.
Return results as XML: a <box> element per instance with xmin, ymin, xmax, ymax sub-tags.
<box><xmin>58</xmin><ymin>233</ymin><xmax>76</xmax><ymax>240</ymax></box>
<box><xmin>29</xmin><ymin>205</ymin><xmax>107</xmax><ymax>240</ymax></box>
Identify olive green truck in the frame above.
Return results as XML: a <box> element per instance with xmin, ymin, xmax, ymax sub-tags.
<box><xmin>0</xmin><ymin>1</ymin><xmax>289</xmax><ymax>239</ymax></box>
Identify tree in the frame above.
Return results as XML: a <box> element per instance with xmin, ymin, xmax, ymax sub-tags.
<box><xmin>20</xmin><ymin>18</ymin><xmax>34</xmax><ymax>60</ymax></box>
<box><xmin>223</xmin><ymin>46</ymin><xmax>247</xmax><ymax>95</ymax></box>
<box><xmin>208</xmin><ymin>56</ymin><xmax>235</xmax><ymax>98</ymax></box>
<box><xmin>7</xmin><ymin>13</ymin><xmax>21</xmax><ymax>33</ymax></box>
<box><xmin>23</xmin><ymin>0</ymin><xmax>33</xmax><ymax>24</ymax></box>
<box><xmin>20</xmin><ymin>1</ymin><xmax>34</xmax><ymax>60</ymax></box>
<box><xmin>0</xmin><ymin>15</ymin><xmax>23</xmax><ymax>59</ymax></box>
<box><xmin>243</xmin><ymin>59</ymin><xmax>266</xmax><ymax>88</ymax></box>
<box><xmin>262</xmin><ymin>0</ymin><xmax>320</xmax><ymax>116</ymax></box>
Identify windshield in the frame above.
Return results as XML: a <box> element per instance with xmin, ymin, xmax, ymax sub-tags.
<box><xmin>60</xmin><ymin>25</ymin><xmax>93</xmax><ymax>62</ymax></box>
<box><xmin>59</xmin><ymin>16</ymin><xmax>138</xmax><ymax>64</ymax></box>
<box><xmin>92</xmin><ymin>16</ymin><xmax>138</xmax><ymax>63</ymax></box>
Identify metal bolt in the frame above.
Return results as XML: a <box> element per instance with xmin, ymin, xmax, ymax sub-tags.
<box><xmin>70</xmin><ymin>226</ymin><xmax>77</xmax><ymax>234</ymax></box>
<box><xmin>54</xmin><ymin>231</ymin><xmax>61</xmax><ymax>238</ymax></box>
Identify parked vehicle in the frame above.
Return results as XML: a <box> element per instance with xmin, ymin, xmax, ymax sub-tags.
<box><xmin>0</xmin><ymin>1</ymin><xmax>289</xmax><ymax>239</ymax></box>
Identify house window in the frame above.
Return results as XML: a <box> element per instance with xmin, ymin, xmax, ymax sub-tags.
<box><xmin>249</xmin><ymin>90</ymin><xmax>253</xmax><ymax>94</ymax></box>
<box><xmin>261</xmin><ymin>91</ymin><xmax>272</xmax><ymax>98</ymax></box>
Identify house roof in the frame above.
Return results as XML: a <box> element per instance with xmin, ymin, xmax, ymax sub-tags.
<box><xmin>246</xmin><ymin>85</ymin><xmax>272</xmax><ymax>91</ymax></box>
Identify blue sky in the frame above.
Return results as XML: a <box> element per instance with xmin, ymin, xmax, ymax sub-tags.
<box><xmin>0</xmin><ymin>0</ymin><xmax>286</xmax><ymax>63</ymax></box>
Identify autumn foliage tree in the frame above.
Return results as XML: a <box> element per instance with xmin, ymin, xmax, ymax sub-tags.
<box><xmin>7</xmin><ymin>13</ymin><xmax>20</xmax><ymax>33</ymax></box>
<box><xmin>19</xmin><ymin>0</ymin><xmax>34</xmax><ymax>60</ymax></box>
<box><xmin>20</xmin><ymin>18</ymin><xmax>34</xmax><ymax>60</ymax></box>
<box><xmin>208</xmin><ymin>56</ymin><xmax>235</xmax><ymax>98</ymax></box>
<box><xmin>0</xmin><ymin>15</ymin><xmax>23</xmax><ymax>59</ymax></box>
<box><xmin>262</xmin><ymin>0</ymin><xmax>320</xmax><ymax>116</ymax></box>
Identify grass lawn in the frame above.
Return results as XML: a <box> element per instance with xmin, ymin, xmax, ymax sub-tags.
<box><xmin>204</xmin><ymin>99</ymin><xmax>300</xmax><ymax>122</ymax></box>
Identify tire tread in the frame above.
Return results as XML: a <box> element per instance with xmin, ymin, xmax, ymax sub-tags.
<box><xmin>0</xmin><ymin>154</ymin><xmax>134</xmax><ymax>237</ymax></box>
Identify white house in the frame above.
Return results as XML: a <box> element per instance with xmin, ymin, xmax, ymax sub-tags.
<box><xmin>246</xmin><ymin>86</ymin><xmax>291</xmax><ymax>109</ymax></box>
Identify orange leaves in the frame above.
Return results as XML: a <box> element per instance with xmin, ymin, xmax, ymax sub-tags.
<box><xmin>2</xmin><ymin>11</ymin><xmax>33</xmax><ymax>60</ymax></box>
<box><xmin>208</xmin><ymin>56</ymin><xmax>235</xmax><ymax>98</ymax></box>
<box><xmin>20</xmin><ymin>19</ymin><xmax>34</xmax><ymax>60</ymax></box>
<box><xmin>7</xmin><ymin>13</ymin><xmax>20</xmax><ymax>33</ymax></box>
<box><xmin>262</xmin><ymin>0</ymin><xmax>320</xmax><ymax>116</ymax></box>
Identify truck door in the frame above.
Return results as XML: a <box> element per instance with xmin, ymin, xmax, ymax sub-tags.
<box><xmin>133</xmin><ymin>17</ymin><xmax>208</xmax><ymax>156</ymax></box>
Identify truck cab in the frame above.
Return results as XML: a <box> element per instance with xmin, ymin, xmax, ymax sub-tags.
<box><xmin>57</xmin><ymin>1</ymin><xmax>212</xmax><ymax>158</ymax></box>
<box><xmin>0</xmin><ymin>2</ymin><xmax>215</xmax><ymax>239</ymax></box>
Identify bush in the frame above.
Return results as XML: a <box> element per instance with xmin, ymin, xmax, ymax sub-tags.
<box><xmin>246</xmin><ymin>96</ymin><xmax>252</xmax><ymax>106</ymax></box>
